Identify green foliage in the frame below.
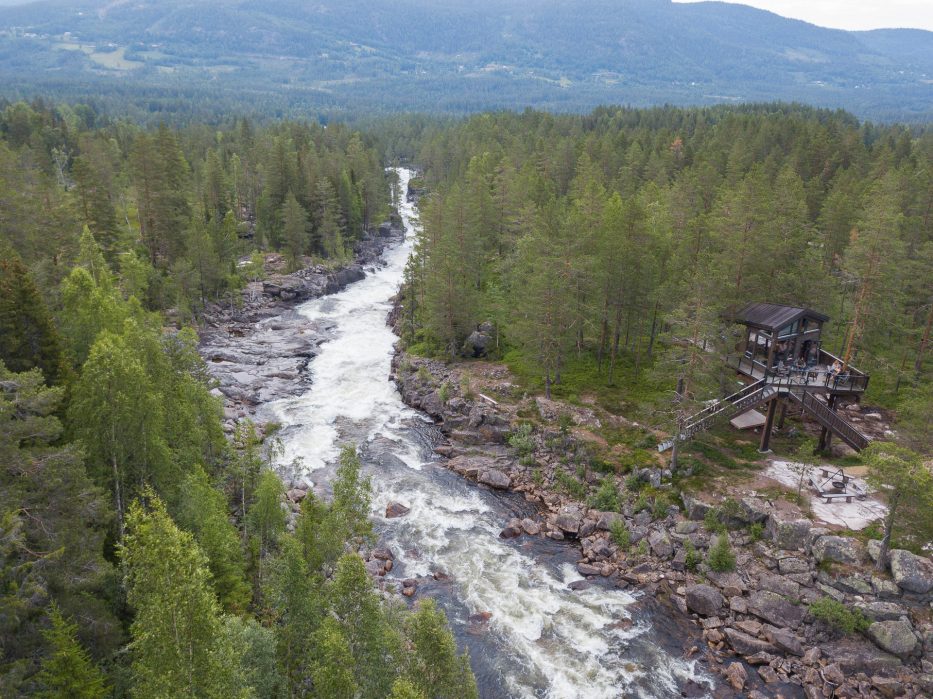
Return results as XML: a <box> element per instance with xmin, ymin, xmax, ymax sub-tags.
<box><xmin>704</xmin><ymin>507</ymin><xmax>727</xmax><ymax>534</ymax></box>
<box><xmin>311</xmin><ymin>616</ymin><xmax>358</xmax><ymax>699</ymax></box>
<box><xmin>633</xmin><ymin>493</ymin><xmax>650</xmax><ymax>514</ymax></box>
<box><xmin>555</xmin><ymin>469</ymin><xmax>587</xmax><ymax>499</ymax></box>
<box><xmin>174</xmin><ymin>465</ymin><xmax>250</xmax><ymax>612</ymax></box>
<box><xmin>683</xmin><ymin>540</ymin><xmax>700</xmax><ymax>572</ymax></box>
<box><xmin>438</xmin><ymin>381</ymin><xmax>450</xmax><ymax>403</ymax></box>
<box><xmin>120</xmin><ymin>493</ymin><xmax>248</xmax><ymax>698</ymax></box>
<box><xmin>508</xmin><ymin>423</ymin><xmax>535</xmax><ymax>457</ymax></box>
<box><xmin>609</xmin><ymin>519</ymin><xmax>630</xmax><ymax>551</ymax></box>
<box><xmin>35</xmin><ymin>604</ymin><xmax>109</xmax><ymax>699</ymax></box>
<box><xmin>635</xmin><ymin>539</ymin><xmax>649</xmax><ymax>558</ymax></box>
<box><xmin>651</xmin><ymin>494</ymin><xmax>670</xmax><ymax>521</ymax></box>
<box><xmin>809</xmin><ymin>598</ymin><xmax>870</xmax><ymax>635</ymax></box>
<box><xmin>707</xmin><ymin>534</ymin><xmax>736</xmax><ymax>572</ymax></box>
<box><xmin>749</xmin><ymin>522</ymin><xmax>764</xmax><ymax>542</ymax></box>
<box><xmin>404</xmin><ymin>598</ymin><xmax>478</xmax><ymax>699</ymax></box>
<box><xmin>248</xmin><ymin>470</ymin><xmax>287</xmax><ymax>560</ymax></box>
<box><xmin>590</xmin><ymin>477</ymin><xmax>621</xmax><ymax>512</ymax></box>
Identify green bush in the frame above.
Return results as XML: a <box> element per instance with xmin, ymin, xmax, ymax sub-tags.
<box><xmin>704</xmin><ymin>507</ymin><xmax>726</xmax><ymax>534</ymax></box>
<box><xmin>438</xmin><ymin>381</ymin><xmax>450</xmax><ymax>403</ymax></box>
<box><xmin>625</xmin><ymin>473</ymin><xmax>646</xmax><ymax>492</ymax></box>
<box><xmin>416</xmin><ymin>365</ymin><xmax>432</xmax><ymax>383</ymax></box>
<box><xmin>589</xmin><ymin>456</ymin><xmax>615</xmax><ymax>474</ymax></box>
<box><xmin>652</xmin><ymin>494</ymin><xmax>670</xmax><ymax>521</ymax></box>
<box><xmin>809</xmin><ymin>598</ymin><xmax>869</xmax><ymax>635</ymax></box>
<box><xmin>749</xmin><ymin>522</ymin><xmax>764</xmax><ymax>542</ymax></box>
<box><xmin>683</xmin><ymin>539</ymin><xmax>700</xmax><ymax>572</ymax></box>
<box><xmin>508</xmin><ymin>423</ymin><xmax>535</xmax><ymax>457</ymax></box>
<box><xmin>590</xmin><ymin>478</ymin><xmax>621</xmax><ymax>512</ymax></box>
<box><xmin>707</xmin><ymin>533</ymin><xmax>736</xmax><ymax>572</ymax></box>
<box><xmin>558</xmin><ymin>412</ymin><xmax>574</xmax><ymax>435</ymax></box>
<box><xmin>636</xmin><ymin>540</ymin><xmax>649</xmax><ymax>558</ymax></box>
<box><xmin>532</xmin><ymin>468</ymin><xmax>544</xmax><ymax>487</ymax></box>
<box><xmin>555</xmin><ymin>470</ymin><xmax>587</xmax><ymax>499</ymax></box>
<box><xmin>609</xmin><ymin>519</ymin><xmax>630</xmax><ymax>550</ymax></box>
<box><xmin>633</xmin><ymin>494</ymin><xmax>650</xmax><ymax>513</ymax></box>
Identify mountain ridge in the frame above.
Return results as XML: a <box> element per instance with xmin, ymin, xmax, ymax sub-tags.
<box><xmin>0</xmin><ymin>0</ymin><xmax>929</xmax><ymax>121</ymax></box>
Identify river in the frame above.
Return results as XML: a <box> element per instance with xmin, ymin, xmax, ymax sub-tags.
<box><xmin>264</xmin><ymin>168</ymin><xmax>712</xmax><ymax>698</ymax></box>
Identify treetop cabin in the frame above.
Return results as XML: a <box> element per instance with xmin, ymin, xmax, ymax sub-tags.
<box><xmin>659</xmin><ymin>302</ymin><xmax>872</xmax><ymax>455</ymax></box>
<box><xmin>725</xmin><ymin>302</ymin><xmax>869</xmax><ymax>396</ymax></box>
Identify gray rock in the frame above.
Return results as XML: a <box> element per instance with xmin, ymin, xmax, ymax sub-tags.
<box><xmin>682</xmin><ymin>493</ymin><xmax>714</xmax><ymax>521</ymax></box>
<box><xmin>832</xmin><ymin>574</ymin><xmax>872</xmax><ymax>595</ymax></box>
<box><xmin>365</xmin><ymin>559</ymin><xmax>386</xmax><ymax>576</ymax></box>
<box><xmin>857</xmin><ymin>601</ymin><xmax>908</xmax><ymax>622</ymax></box>
<box><xmin>521</xmin><ymin>518</ymin><xmax>541</xmax><ymax>536</ymax></box>
<box><xmin>889</xmin><ymin>549</ymin><xmax>933</xmax><ymax>594</ymax></box>
<box><xmin>871</xmin><ymin>576</ymin><xmax>901</xmax><ymax>599</ymax></box>
<box><xmin>757</xmin><ymin>573</ymin><xmax>801</xmax><ymax>601</ymax></box>
<box><xmin>767</xmin><ymin>626</ymin><xmax>804</xmax><ymax>656</ymax></box>
<box><xmin>577</xmin><ymin>562</ymin><xmax>601</xmax><ymax>576</ymax></box>
<box><xmin>766</xmin><ymin>512</ymin><xmax>811</xmax><ymax>551</ymax></box>
<box><xmin>478</xmin><ymin>469</ymin><xmax>511</xmax><ymax>490</ymax></box>
<box><xmin>823</xmin><ymin>641</ymin><xmax>903</xmax><ymax>676</ymax></box>
<box><xmin>723</xmin><ymin>628</ymin><xmax>778</xmax><ymax>656</ymax></box>
<box><xmin>723</xmin><ymin>662</ymin><xmax>747</xmax><ymax>691</ymax></box>
<box><xmin>595</xmin><ymin>511</ymin><xmax>623</xmax><ymax>531</ymax></box>
<box><xmin>648</xmin><ymin>530</ymin><xmax>673</xmax><ymax>558</ymax></box>
<box><xmin>739</xmin><ymin>497</ymin><xmax>771</xmax><ymax>524</ymax></box>
<box><xmin>685</xmin><ymin>584</ymin><xmax>724</xmax><ymax>616</ymax></box>
<box><xmin>811</xmin><ymin>535</ymin><xmax>867</xmax><ymax>566</ymax></box>
<box><xmin>385</xmin><ymin>502</ymin><xmax>411</xmax><ymax>518</ymax></box>
<box><xmin>778</xmin><ymin>556</ymin><xmax>810</xmax><ymax>575</ymax></box>
<box><xmin>706</xmin><ymin>571</ymin><xmax>745</xmax><ymax>598</ymax></box>
<box><xmin>868</xmin><ymin>620</ymin><xmax>919</xmax><ymax>659</ymax></box>
<box><xmin>674</xmin><ymin>520</ymin><xmax>699</xmax><ymax>535</ymax></box>
<box><xmin>555</xmin><ymin>512</ymin><xmax>582</xmax><ymax>535</ymax></box>
<box><xmin>747</xmin><ymin>590</ymin><xmax>805</xmax><ymax>629</ymax></box>
<box><xmin>462</xmin><ymin>330</ymin><xmax>492</xmax><ymax>358</ymax></box>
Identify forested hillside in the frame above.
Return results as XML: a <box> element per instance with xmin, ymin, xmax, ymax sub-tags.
<box><xmin>0</xmin><ymin>0</ymin><xmax>930</xmax><ymax>121</ymax></box>
<box><xmin>398</xmin><ymin>105</ymin><xmax>932</xmax><ymax>449</ymax></box>
<box><xmin>0</xmin><ymin>99</ymin><xmax>477</xmax><ymax>697</ymax></box>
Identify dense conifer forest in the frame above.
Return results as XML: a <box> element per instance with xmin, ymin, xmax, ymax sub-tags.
<box><xmin>0</xmin><ymin>97</ymin><xmax>931</xmax><ymax>696</ymax></box>
<box><xmin>397</xmin><ymin>106</ymin><xmax>932</xmax><ymax>450</ymax></box>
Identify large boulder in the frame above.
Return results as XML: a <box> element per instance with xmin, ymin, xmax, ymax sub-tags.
<box><xmin>682</xmin><ymin>493</ymin><xmax>714</xmax><ymax>521</ymax></box>
<box><xmin>462</xmin><ymin>329</ymin><xmax>493</xmax><ymax>358</ymax></box>
<box><xmin>811</xmin><ymin>535</ymin><xmax>867</xmax><ymax>566</ymax></box>
<box><xmin>867</xmin><ymin>621</ymin><xmax>919</xmax><ymax>660</ymax></box>
<box><xmin>478</xmin><ymin>469</ymin><xmax>511</xmax><ymax>490</ymax></box>
<box><xmin>555</xmin><ymin>510</ymin><xmax>583</xmax><ymax>535</ymax></box>
<box><xmin>648</xmin><ymin>530</ymin><xmax>673</xmax><ymax>558</ymax></box>
<box><xmin>723</xmin><ymin>628</ymin><xmax>778</xmax><ymax>656</ymax></box>
<box><xmin>685</xmin><ymin>584</ymin><xmax>724</xmax><ymax>617</ymax></box>
<box><xmin>766</xmin><ymin>512</ymin><xmax>812</xmax><ymax>551</ymax></box>
<box><xmin>888</xmin><ymin>549</ymin><xmax>933</xmax><ymax>594</ymax></box>
<box><xmin>747</xmin><ymin>590</ymin><xmax>806</xmax><ymax>629</ymax></box>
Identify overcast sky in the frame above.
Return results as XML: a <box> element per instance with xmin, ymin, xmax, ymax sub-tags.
<box><xmin>673</xmin><ymin>0</ymin><xmax>933</xmax><ymax>31</ymax></box>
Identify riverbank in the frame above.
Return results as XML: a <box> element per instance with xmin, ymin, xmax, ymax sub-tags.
<box><xmin>390</xmin><ymin>348</ymin><xmax>933</xmax><ymax>698</ymax></box>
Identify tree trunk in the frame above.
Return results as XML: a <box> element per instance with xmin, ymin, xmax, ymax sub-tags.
<box><xmin>876</xmin><ymin>498</ymin><xmax>898</xmax><ymax>572</ymax></box>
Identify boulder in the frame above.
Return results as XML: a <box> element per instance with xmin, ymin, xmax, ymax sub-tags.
<box><xmin>723</xmin><ymin>662</ymin><xmax>747</xmax><ymax>691</ymax></box>
<box><xmin>371</xmin><ymin>547</ymin><xmax>394</xmax><ymax>561</ymax></box>
<box><xmin>766</xmin><ymin>513</ymin><xmax>812</xmax><ymax>551</ymax></box>
<box><xmin>747</xmin><ymin>590</ymin><xmax>805</xmax><ymax>629</ymax></box>
<box><xmin>823</xmin><ymin>641</ymin><xmax>903</xmax><ymax>676</ymax></box>
<box><xmin>867</xmin><ymin>620</ymin><xmax>919</xmax><ymax>659</ymax></box>
<box><xmin>888</xmin><ymin>549</ymin><xmax>933</xmax><ymax>594</ymax></box>
<box><xmin>682</xmin><ymin>493</ymin><xmax>714</xmax><ymax>521</ymax></box>
<box><xmin>723</xmin><ymin>628</ymin><xmax>778</xmax><ymax>656</ymax></box>
<box><xmin>577</xmin><ymin>562</ymin><xmax>602</xmax><ymax>576</ymax></box>
<box><xmin>462</xmin><ymin>329</ymin><xmax>493</xmax><ymax>358</ymax></box>
<box><xmin>521</xmin><ymin>518</ymin><xmax>541</xmax><ymax>536</ymax></box>
<box><xmin>778</xmin><ymin>557</ymin><xmax>810</xmax><ymax>575</ymax></box>
<box><xmin>595</xmin><ymin>511</ymin><xmax>623</xmax><ymax>531</ymax></box>
<box><xmin>768</xmin><ymin>627</ymin><xmax>805</xmax><ymax>656</ymax></box>
<box><xmin>648</xmin><ymin>530</ymin><xmax>673</xmax><ymax>558</ymax></box>
<box><xmin>555</xmin><ymin>510</ymin><xmax>583</xmax><ymax>535</ymax></box>
<box><xmin>385</xmin><ymin>502</ymin><xmax>411</xmax><ymax>518</ymax></box>
<box><xmin>685</xmin><ymin>584</ymin><xmax>724</xmax><ymax>617</ymax></box>
<box><xmin>757</xmin><ymin>573</ymin><xmax>801</xmax><ymax>601</ymax></box>
<box><xmin>478</xmin><ymin>469</ymin><xmax>511</xmax><ymax>490</ymax></box>
<box><xmin>811</xmin><ymin>535</ymin><xmax>866</xmax><ymax>566</ymax></box>
<box><xmin>365</xmin><ymin>559</ymin><xmax>386</xmax><ymax>576</ymax></box>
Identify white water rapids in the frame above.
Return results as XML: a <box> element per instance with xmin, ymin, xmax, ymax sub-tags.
<box><xmin>266</xmin><ymin>168</ymin><xmax>711</xmax><ymax>698</ymax></box>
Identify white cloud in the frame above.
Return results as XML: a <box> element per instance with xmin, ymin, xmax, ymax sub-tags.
<box><xmin>673</xmin><ymin>0</ymin><xmax>933</xmax><ymax>31</ymax></box>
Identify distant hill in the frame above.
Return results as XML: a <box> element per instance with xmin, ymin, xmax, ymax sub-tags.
<box><xmin>0</xmin><ymin>0</ymin><xmax>929</xmax><ymax>121</ymax></box>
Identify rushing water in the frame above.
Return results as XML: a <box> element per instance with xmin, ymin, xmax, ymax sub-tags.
<box><xmin>266</xmin><ymin>169</ymin><xmax>711</xmax><ymax>698</ymax></box>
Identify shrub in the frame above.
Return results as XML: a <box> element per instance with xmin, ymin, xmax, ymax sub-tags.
<box><xmin>532</xmin><ymin>468</ymin><xmax>544</xmax><ymax>487</ymax></box>
<box><xmin>704</xmin><ymin>507</ymin><xmax>726</xmax><ymax>534</ymax></box>
<box><xmin>707</xmin><ymin>533</ymin><xmax>736</xmax><ymax>572</ymax></box>
<box><xmin>809</xmin><ymin>598</ymin><xmax>869</xmax><ymax>635</ymax></box>
<box><xmin>652</xmin><ymin>494</ymin><xmax>670</xmax><ymax>521</ymax></box>
<box><xmin>416</xmin><ymin>365</ymin><xmax>432</xmax><ymax>383</ymax></box>
<box><xmin>508</xmin><ymin>423</ymin><xmax>535</xmax><ymax>457</ymax></box>
<box><xmin>590</xmin><ymin>478</ymin><xmax>621</xmax><ymax>512</ymax></box>
<box><xmin>625</xmin><ymin>473</ymin><xmax>646</xmax><ymax>492</ymax></box>
<box><xmin>609</xmin><ymin>519</ymin><xmax>631</xmax><ymax>550</ymax></box>
<box><xmin>438</xmin><ymin>381</ymin><xmax>450</xmax><ymax>403</ymax></box>
<box><xmin>636</xmin><ymin>540</ymin><xmax>649</xmax><ymax>558</ymax></box>
<box><xmin>555</xmin><ymin>470</ymin><xmax>587</xmax><ymax>499</ymax></box>
<box><xmin>460</xmin><ymin>373</ymin><xmax>475</xmax><ymax>400</ymax></box>
<box><xmin>589</xmin><ymin>456</ymin><xmax>615</xmax><ymax>474</ymax></box>
<box><xmin>558</xmin><ymin>412</ymin><xmax>573</xmax><ymax>435</ymax></box>
<box><xmin>633</xmin><ymin>494</ymin><xmax>650</xmax><ymax>514</ymax></box>
<box><xmin>749</xmin><ymin>522</ymin><xmax>764</xmax><ymax>542</ymax></box>
<box><xmin>683</xmin><ymin>539</ymin><xmax>701</xmax><ymax>571</ymax></box>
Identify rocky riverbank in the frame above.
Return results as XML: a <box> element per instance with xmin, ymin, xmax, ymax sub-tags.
<box><xmin>390</xmin><ymin>349</ymin><xmax>933</xmax><ymax>699</ymax></box>
<box><xmin>198</xmin><ymin>220</ymin><xmax>405</xmax><ymax>430</ymax></box>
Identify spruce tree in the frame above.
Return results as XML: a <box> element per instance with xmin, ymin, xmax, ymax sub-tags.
<box><xmin>35</xmin><ymin>604</ymin><xmax>108</xmax><ymax>699</ymax></box>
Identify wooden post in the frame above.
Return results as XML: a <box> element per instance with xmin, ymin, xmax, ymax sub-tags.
<box><xmin>765</xmin><ymin>331</ymin><xmax>776</xmax><ymax>371</ymax></box>
<box><xmin>759</xmin><ymin>398</ymin><xmax>778</xmax><ymax>452</ymax></box>
<box><xmin>777</xmin><ymin>399</ymin><xmax>788</xmax><ymax>429</ymax></box>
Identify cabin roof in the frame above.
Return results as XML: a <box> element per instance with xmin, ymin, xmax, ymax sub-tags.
<box><xmin>731</xmin><ymin>302</ymin><xmax>829</xmax><ymax>332</ymax></box>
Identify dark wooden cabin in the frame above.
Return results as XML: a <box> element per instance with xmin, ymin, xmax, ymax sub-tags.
<box><xmin>659</xmin><ymin>302</ymin><xmax>872</xmax><ymax>455</ymax></box>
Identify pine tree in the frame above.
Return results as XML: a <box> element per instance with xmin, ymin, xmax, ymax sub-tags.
<box><xmin>281</xmin><ymin>191</ymin><xmax>310</xmax><ymax>269</ymax></box>
<box><xmin>404</xmin><ymin>598</ymin><xmax>477</xmax><ymax>699</ymax></box>
<box><xmin>35</xmin><ymin>604</ymin><xmax>108</xmax><ymax>699</ymax></box>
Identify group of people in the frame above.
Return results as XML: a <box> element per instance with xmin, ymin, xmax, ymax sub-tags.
<box><xmin>773</xmin><ymin>341</ymin><xmax>846</xmax><ymax>383</ymax></box>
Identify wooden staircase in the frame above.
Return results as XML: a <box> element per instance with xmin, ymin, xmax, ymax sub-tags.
<box><xmin>658</xmin><ymin>380</ymin><xmax>778</xmax><ymax>452</ymax></box>
<box><xmin>787</xmin><ymin>390</ymin><xmax>871</xmax><ymax>451</ymax></box>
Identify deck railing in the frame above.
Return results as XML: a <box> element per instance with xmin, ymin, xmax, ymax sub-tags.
<box><xmin>726</xmin><ymin>351</ymin><xmax>869</xmax><ymax>393</ymax></box>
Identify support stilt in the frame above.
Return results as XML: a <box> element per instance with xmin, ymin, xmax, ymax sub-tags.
<box><xmin>759</xmin><ymin>398</ymin><xmax>778</xmax><ymax>452</ymax></box>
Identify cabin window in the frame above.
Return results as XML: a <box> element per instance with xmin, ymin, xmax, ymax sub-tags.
<box><xmin>778</xmin><ymin>321</ymin><xmax>799</xmax><ymax>338</ymax></box>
